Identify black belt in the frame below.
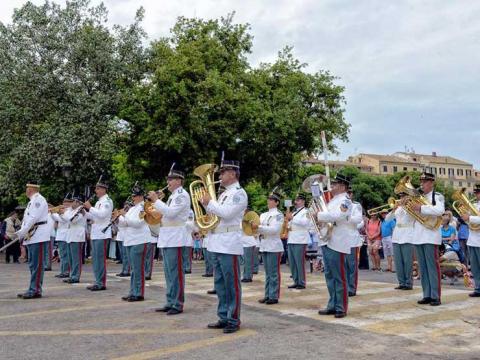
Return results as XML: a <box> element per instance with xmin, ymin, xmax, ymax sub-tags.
<box><xmin>34</xmin><ymin>221</ymin><xmax>47</xmax><ymax>226</ymax></box>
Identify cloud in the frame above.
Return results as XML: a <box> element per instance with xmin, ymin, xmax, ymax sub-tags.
<box><xmin>1</xmin><ymin>0</ymin><xmax>479</xmax><ymax>167</ymax></box>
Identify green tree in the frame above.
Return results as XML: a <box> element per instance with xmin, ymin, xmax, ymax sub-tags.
<box><xmin>0</xmin><ymin>0</ymin><xmax>146</xmax><ymax>213</ymax></box>
<box><xmin>121</xmin><ymin>14</ymin><xmax>348</xmax><ymax>188</ymax></box>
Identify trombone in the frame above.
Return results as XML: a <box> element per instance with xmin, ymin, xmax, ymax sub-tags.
<box><xmin>367</xmin><ymin>197</ymin><xmax>399</xmax><ymax>216</ymax></box>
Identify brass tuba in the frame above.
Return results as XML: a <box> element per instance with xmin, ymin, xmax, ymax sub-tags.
<box><xmin>452</xmin><ymin>188</ymin><xmax>480</xmax><ymax>231</ymax></box>
<box><xmin>394</xmin><ymin>175</ymin><xmax>442</xmax><ymax>230</ymax></box>
<box><xmin>189</xmin><ymin>163</ymin><xmax>220</xmax><ymax>231</ymax></box>
<box><xmin>302</xmin><ymin>174</ymin><xmax>333</xmax><ymax>241</ymax></box>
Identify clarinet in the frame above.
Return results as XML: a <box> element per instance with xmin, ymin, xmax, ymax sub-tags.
<box><xmin>101</xmin><ymin>199</ymin><xmax>132</xmax><ymax>234</ymax></box>
<box><xmin>70</xmin><ymin>194</ymin><xmax>96</xmax><ymax>222</ymax></box>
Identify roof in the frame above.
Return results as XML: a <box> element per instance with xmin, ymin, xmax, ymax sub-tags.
<box><xmin>353</xmin><ymin>153</ymin><xmax>418</xmax><ymax>165</ymax></box>
<box><xmin>303</xmin><ymin>158</ymin><xmax>373</xmax><ymax>169</ymax></box>
<box><xmin>394</xmin><ymin>152</ymin><xmax>472</xmax><ymax>166</ymax></box>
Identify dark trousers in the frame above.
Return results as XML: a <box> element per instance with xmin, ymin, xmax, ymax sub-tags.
<box><xmin>6</xmin><ymin>240</ymin><xmax>20</xmax><ymax>263</ymax></box>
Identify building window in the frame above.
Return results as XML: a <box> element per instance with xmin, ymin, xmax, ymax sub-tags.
<box><xmin>467</xmin><ymin>170</ymin><xmax>472</xmax><ymax>177</ymax></box>
<box><xmin>403</xmin><ymin>167</ymin><xmax>408</xmax><ymax>171</ymax></box>
<box><xmin>393</xmin><ymin>166</ymin><xmax>398</xmax><ymax>173</ymax></box>
<box><xmin>468</xmin><ymin>182</ymin><xmax>471</xmax><ymax>187</ymax></box>
<box><xmin>450</xmin><ymin>181</ymin><xmax>454</xmax><ymax>186</ymax></box>
<box><xmin>459</xmin><ymin>181</ymin><xmax>463</xmax><ymax>187</ymax></box>
<box><xmin>448</xmin><ymin>168</ymin><xmax>454</xmax><ymax>177</ymax></box>
<box><xmin>413</xmin><ymin>168</ymin><xmax>417</xmax><ymax>171</ymax></box>
<box><xmin>433</xmin><ymin>167</ymin><xmax>437</xmax><ymax>174</ymax></box>
<box><xmin>383</xmin><ymin>165</ymin><xmax>388</xmax><ymax>172</ymax></box>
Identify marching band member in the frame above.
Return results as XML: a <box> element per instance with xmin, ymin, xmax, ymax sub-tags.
<box><xmin>15</xmin><ymin>182</ymin><xmax>50</xmax><ymax>299</ymax></box>
<box><xmin>44</xmin><ymin>206</ymin><xmax>56</xmax><ymax>271</ymax></box>
<box><xmin>84</xmin><ymin>177</ymin><xmax>113</xmax><ymax>291</ymax></box>
<box><xmin>386</xmin><ymin>192</ymin><xmax>415</xmax><ymax>290</ymax></box>
<box><xmin>52</xmin><ymin>193</ymin><xmax>73</xmax><ymax>279</ymax></box>
<box><xmin>240</xmin><ymin>208</ymin><xmax>257</xmax><ymax>283</ymax></box>
<box><xmin>411</xmin><ymin>172</ymin><xmax>444</xmax><ymax>306</ymax></box>
<box><xmin>63</xmin><ymin>193</ymin><xmax>86</xmax><ymax>284</ymax></box>
<box><xmin>116</xmin><ymin>201</ymin><xmax>131</xmax><ymax>277</ymax></box>
<box><xmin>202</xmin><ymin>231</ymin><xmax>214</xmax><ymax>278</ymax></box>
<box><xmin>462</xmin><ymin>184</ymin><xmax>480</xmax><ymax>297</ymax></box>
<box><xmin>286</xmin><ymin>193</ymin><xmax>310</xmax><ymax>289</ymax></box>
<box><xmin>254</xmin><ymin>190</ymin><xmax>284</xmax><ymax>304</ymax></box>
<box><xmin>317</xmin><ymin>174</ymin><xmax>353</xmax><ymax>318</ymax></box>
<box><xmin>118</xmin><ymin>184</ymin><xmax>150</xmax><ymax>302</ymax></box>
<box><xmin>183</xmin><ymin>209</ymin><xmax>195</xmax><ymax>274</ymax></box>
<box><xmin>345</xmin><ymin>188</ymin><xmax>364</xmax><ymax>297</ymax></box>
<box><xmin>201</xmin><ymin>159</ymin><xmax>247</xmax><ymax>334</ymax></box>
<box><xmin>149</xmin><ymin>166</ymin><xmax>191</xmax><ymax>315</ymax></box>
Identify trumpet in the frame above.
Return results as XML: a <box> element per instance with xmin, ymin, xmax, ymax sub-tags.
<box><xmin>155</xmin><ymin>185</ymin><xmax>169</xmax><ymax>201</ymax></box>
<box><xmin>367</xmin><ymin>197</ymin><xmax>399</xmax><ymax>216</ymax></box>
<box><xmin>49</xmin><ymin>205</ymin><xmax>65</xmax><ymax>214</ymax></box>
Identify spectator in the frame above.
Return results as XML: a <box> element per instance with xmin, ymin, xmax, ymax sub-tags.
<box><xmin>366</xmin><ymin>213</ymin><xmax>382</xmax><ymax>271</ymax></box>
<box><xmin>3</xmin><ymin>211</ymin><xmax>22</xmax><ymax>263</ymax></box>
<box><xmin>193</xmin><ymin>232</ymin><xmax>203</xmax><ymax>260</ymax></box>
<box><xmin>380</xmin><ymin>209</ymin><xmax>396</xmax><ymax>272</ymax></box>
<box><xmin>457</xmin><ymin>217</ymin><xmax>470</xmax><ymax>266</ymax></box>
<box><xmin>441</xmin><ymin>212</ymin><xmax>457</xmax><ymax>244</ymax></box>
<box><xmin>358</xmin><ymin>215</ymin><xmax>370</xmax><ymax>270</ymax></box>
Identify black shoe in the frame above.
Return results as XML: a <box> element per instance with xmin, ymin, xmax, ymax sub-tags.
<box><xmin>266</xmin><ymin>299</ymin><xmax>278</xmax><ymax>305</ymax></box>
<box><xmin>348</xmin><ymin>292</ymin><xmax>356</xmax><ymax>297</ymax></box>
<box><xmin>202</xmin><ymin>274</ymin><xmax>213</xmax><ymax>277</ymax></box>
<box><xmin>66</xmin><ymin>279</ymin><xmax>80</xmax><ymax>284</ymax></box>
<box><xmin>155</xmin><ymin>306</ymin><xmax>171</xmax><ymax>312</ymax></box>
<box><xmin>296</xmin><ymin>285</ymin><xmax>306</xmax><ymax>289</ymax></box>
<box><xmin>223</xmin><ymin>324</ymin><xmax>240</xmax><ymax>334</ymax></box>
<box><xmin>185</xmin><ymin>270</ymin><xmax>191</xmax><ymax>274</ymax></box>
<box><xmin>417</xmin><ymin>297</ymin><xmax>432</xmax><ymax>304</ymax></box>
<box><xmin>402</xmin><ymin>286</ymin><xmax>413</xmax><ymax>290</ymax></box>
<box><xmin>288</xmin><ymin>284</ymin><xmax>298</xmax><ymax>289</ymax></box>
<box><xmin>89</xmin><ymin>285</ymin><xmax>107</xmax><ymax>291</ymax></box>
<box><xmin>44</xmin><ymin>268</ymin><xmax>52</xmax><ymax>272</ymax></box>
<box><xmin>430</xmin><ymin>299</ymin><xmax>441</xmax><ymax>306</ymax></box>
<box><xmin>258</xmin><ymin>298</ymin><xmax>269</xmax><ymax>304</ymax></box>
<box><xmin>166</xmin><ymin>308</ymin><xmax>183</xmax><ymax>315</ymax></box>
<box><xmin>17</xmin><ymin>293</ymin><xmax>25</xmax><ymax>298</ymax></box>
<box><xmin>207</xmin><ymin>289</ymin><xmax>217</xmax><ymax>295</ymax></box>
<box><xmin>127</xmin><ymin>296</ymin><xmax>144</xmax><ymax>302</ymax></box>
<box><xmin>118</xmin><ymin>273</ymin><xmax>130</xmax><ymax>277</ymax></box>
<box><xmin>318</xmin><ymin>309</ymin><xmax>336</xmax><ymax>315</ymax></box>
<box><xmin>121</xmin><ymin>295</ymin><xmax>132</xmax><ymax>301</ymax></box>
<box><xmin>241</xmin><ymin>279</ymin><xmax>252</xmax><ymax>283</ymax></box>
<box><xmin>21</xmin><ymin>293</ymin><xmax>42</xmax><ymax>299</ymax></box>
<box><xmin>55</xmin><ymin>274</ymin><xmax>63</xmax><ymax>278</ymax></box>
<box><xmin>145</xmin><ymin>276</ymin><xmax>152</xmax><ymax>281</ymax></box>
<box><xmin>253</xmin><ymin>271</ymin><xmax>258</xmax><ymax>275</ymax></box>
<box><xmin>395</xmin><ymin>285</ymin><xmax>406</xmax><ymax>290</ymax></box>
<box><xmin>115</xmin><ymin>260</ymin><xmax>122</xmax><ymax>264</ymax></box>
<box><xmin>207</xmin><ymin>321</ymin><xmax>228</xmax><ymax>329</ymax></box>
<box><xmin>469</xmin><ymin>292</ymin><xmax>480</xmax><ymax>297</ymax></box>
<box><xmin>334</xmin><ymin>311</ymin><xmax>347</xmax><ymax>318</ymax></box>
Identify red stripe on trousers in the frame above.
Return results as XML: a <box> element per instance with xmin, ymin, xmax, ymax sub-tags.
<box><xmin>233</xmin><ymin>256</ymin><xmax>241</xmax><ymax>320</ymax></box>
<box><xmin>276</xmin><ymin>253</ymin><xmax>281</xmax><ymax>299</ymax></box>
<box><xmin>149</xmin><ymin>244</ymin><xmax>155</xmax><ymax>277</ymax></box>
<box><xmin>177</xmin><ymin>248</ymin><xmax>184</xmax><ymax>309</ymax></box>
<box><xmin>102</xmin><ymin>240</ymin><xmax>107</xmax><ymax>286</ymax></box>
<box><xmin>434</xmin><ymin>245</ymin><xmax>441</xmax><ymax>299</ymax></box>
<box><xmin>35</xmin><ymin>243</ymin><xmax>44</xmax><ymax>294</ymax></box>
<box><xmin>79</xmin><ymin>243</ymin><xmax>83</xmax><ymax>278</ymax></box>
<box><xmin>140</xmin><ymin>244</ymin><xmax>146</xmax><ymax>297</ymax></box>
<box><xmin>340</xmin><ymin>253</ymin><xmax>348</xmax><ymax>313</ymax></box>
<box><xmin>354</xmin><ymin>247</ymin><xmax>359</xmax><ymax>291</ymax></box>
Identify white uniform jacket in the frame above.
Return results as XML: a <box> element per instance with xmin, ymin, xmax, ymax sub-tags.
<box><xmin>287</xmin><ymin>207</ymin><xmax>310</xmax><ymax>245</ymax></box>
<box><xmin>412</xmin><ymin>191</ymin><xmax>444</xmax><ymax>245</ymax></box>
<box><xmin>154</xmin><ymin>187</ymin><xmax>191</xmax><ymax>248</ymax></box>
<box><xmin>118</xmin><ymin>201</ymin><xmax>149</xmax><ymax>247</ymax></box>
<box><xmin>347</xmin><ymin>201</ymin><xmax>364</xmax><ymax>248</ymax></box>
<box><xmin>317</xmin><ymin>192</ymin><xmax>353</xmax><ymax>254</ymax></box>
<box><xmin>66</xmin><ymin>210</ymin><xmax>86</xmax><ymax>243</ymax></box>
<box><xmin>85</xmin><ymin>194</ymin><xmax>114</xmax><ymax>239</ymax></box>
<box><xmin>51</xmin><ymin>207</ymin><xmax>72</xmax><ymax>241</ymax></box>
<box><xmin>206</xmin><ymin>181</ymin><xmax>248</xmax><ymax>255</ymax></box>
<box><xmin>386</xmin><ymin>207</ymin><xmax>414</xmax><ymax>245</ymax></box>
<box><xmin>467</xmin><ymin>202</ymin><xmax>480</xmax><ymax>247</ymax></box>
<box><xmin>16</xmin><ymin>192</ymin><xmax>49</xmax><ymax>244</ymax></box>
<box><xmin>258</xmin><ymin>208</ymin><xmax>284</xmax><ymax>253</ymax></box>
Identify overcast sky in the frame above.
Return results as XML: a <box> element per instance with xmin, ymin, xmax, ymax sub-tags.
<box><xmin>2</xmin><ymin>0</ymin><xmax>480</xmax><ymax>168</ymax></box>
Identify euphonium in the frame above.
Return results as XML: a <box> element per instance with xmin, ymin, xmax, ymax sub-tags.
<box><xmin>189</xmin><ymin>163</ymin><xmax>220</xmax><ymax>231</ymax></box>
<box><xmin>394</xmin><ymin>175</ymin><xmax>442</xmax><ymax>230</ymax></box>
<box><xmin>307</xmin><ymin>193</ymin><xmax>333</xmax><ymax>241</ymax></box>
<box><xmin>452</xmin><ymin>188</ymin><xmax>480</xmax><ymax>231</ymax></box>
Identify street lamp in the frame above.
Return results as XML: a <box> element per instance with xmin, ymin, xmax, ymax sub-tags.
<box><xmin>62</xmin><ymin>162</ymin><xmax>72</xmax><ymax>179</ymax></box>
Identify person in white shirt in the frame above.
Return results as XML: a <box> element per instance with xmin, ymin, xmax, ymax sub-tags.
<box><xmin>44</xmin><ymin>206</ymin><xmax>56</xmax><ymax>271</ymax></box>
<box><xmin>84</xmin><ymin>177</ymin><xmax>113</xmax><ymax>291</ymax></box>
<box><xmin>149</xmin><ymin>166</ymin><xmax>191</xmax><ymax>315</ymax></box>
<box><xmin>118</xmin><ymin>185</ymin><xmax>150</xmax><ymax>302</ymax></box>
<box><xmin>286</xmin><ymin>193</ymin><xmax>310</xmax><ymax>289</ymax></box>
<box><xmin>253</xmin><ymin>190</ymin><xmax>284</xmax><ymax>304</ymax></box>
<box><xmin>461</xmin><ymin>183</ymin><xmax>480</xmax><ymax>297</ymax></box>
<box><xmin>345</xmin><ymin>189</ymin><xmax>364</xmax><ymax>297</ymax></box>
<box><xmin>63</xmin><ymin>193</ymin><xmax>86</xmax><ymax>284</ymax></box>
<box><xmin>145</xmin><ymin>221</ymin><xmax>160</xmax><ymax>280</ymax></box>
<box><xmin>410</xmin><ymin>172</ymin><xmax>444</xmax><ymax>306</ymax></box>
<box><xmin>240</xmin><ymin>209</ymin><xmax>257</xmax><ymax>283</ymax></box>
<box><xmin>201</xmin><ymin>159</ymin><xmax>247</xmax><ymax>334</ymax></box>
<box><xmin>317</xmin><ymin>174</ymin><xmax>353</xmax><ymax>318</ymax></box>
<box><xmin>51</xmin><ymin>194</ymin><xmax>74</xmax><ymax>278</ymax></box>
<box><xmin>15</xmin><ymin>182</ymin><xmax>50</xmax><ymax>299</ymax></box>
<box><xmin>115</xmin><ymin>201</ymin><xmax>132</xmax><ymax>277</ymax></box>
